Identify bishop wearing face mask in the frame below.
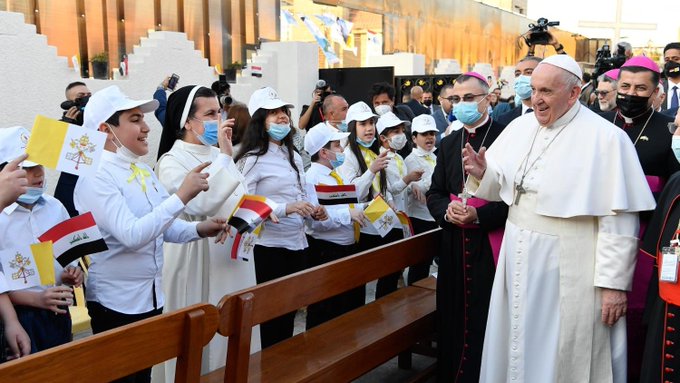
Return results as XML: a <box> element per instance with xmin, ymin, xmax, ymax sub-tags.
<box><xmin>425</xmin><ymin>72</ymin><xmax>507</xmax><ymax>382</ymax></box>
<box><xmin>597</xmin><ymin>55</ymin><xmax>679</xmax><ymax>382</ymax></box>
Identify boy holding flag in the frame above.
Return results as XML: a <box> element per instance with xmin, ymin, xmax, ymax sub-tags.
<box><xmin>0</xmin><ymin>127</ymin><xmax>83</xmax><ymax>353</ymax></box>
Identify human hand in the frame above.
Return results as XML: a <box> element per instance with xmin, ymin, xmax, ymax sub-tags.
<box><xmin>369</xmin><ymin>150</ymin><xmax>390</xmax><ymax>174</ymax></box>
<box><xmin>286</xmin><ymin>201</ymin><xmax>315</xmax><ymax>217</ymax></box>
<box><xmin>311</xmin><ymin>205</ymin><xmax>328</xmax><ymax>221</ymax></box>
<box><xmin>446</xmin><ymin>201</ymin><xmax>478</xmax><ymax>225</ymax></box>
<box><xmin>161</xmin><ymin>75</ymin><xmax>171</xmax><ymax>90</ymax></box>
<box><xmin>405</xmin><ymin>169</ymin><xmax>424</xmax><ymax>184</ymax></box>
<box><xmin>4</xmin><ymin>320</ymin><xmax>30</xmax><ymax>360</ymax></box>
<box><xmin>601</xmin><ymin>288</ymin><xmax>627</xmax><ymax>327</ymax></box>
<box><xmin>547</xmin><ymin>31</ymin><xmax>559</xmax><ymax>47</ymax></box>
<box><xmin>268</xmin><ymin>212</ymin><xmax>280</xmax><ymax>224</ymax></box>
<box><xmin>462</xmin><ymin>143</ymin><xmax>487</xmax><ymax>179</ymax></box>
<box><xmin>61</xmin><ymin>266</ymin><xmax>84</xmax><ymax>287</ymax></box>
<box><xmin>64</xmin><ymin>106</ymin><xmax>81</xmax><ymax>121</ymax></box>
<box><xmin>40</xmin><ymin>286</ymin><xmax>74</xmax><ymax>314</ymax></box>
<box><xmin>0</xmin><ymin>154</ymin><xmax>28</xmax><ymax>210</ymax></box>
<box><xmin>197</xmin><ymin>218</ymin><xmax>229</xmax><ymax>242</ymax></box>
<box><xmin>218</xmin><ymin>118</ymin><xmax>235</xmax><ymax>156</ymax></box>
<box><xmin>349</xmin><ymin>207</ymin><xmax>367</xmax><ymax>227</ymax></box>
<box><xmin>176</xmin><ymin>162</ymin><xmax>211</xmax><ymax>204</ymax></box>
<box><xmin>411</xmin><ymin>184</ymin><xmax>426</xmax><ymax>204</ymax></box>
<box><xmin>311</xmin><ymin>90</ymin><xmax>322</xmax><ymax>105</ymax></box>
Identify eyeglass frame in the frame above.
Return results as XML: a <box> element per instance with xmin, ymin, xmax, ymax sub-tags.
<box><xmin>441</xmin><ymin>93</ymin><xmax>488</xmax><ymax>104</ymax></box>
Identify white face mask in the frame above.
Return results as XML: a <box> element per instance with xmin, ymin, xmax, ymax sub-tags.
<box><xmin>375</xmin><ymin>104</ymin><xmax>392</xmax><ymax>116</ymax></box>
<box><xmin>107</xmin><ymin>123</ymin><xmax>140</xmax><ymax>163</ymax></box>
<box><xmin>388</xmin><ymin>133</ymin><xmax>408</xmax><ymax>150</ymax></box>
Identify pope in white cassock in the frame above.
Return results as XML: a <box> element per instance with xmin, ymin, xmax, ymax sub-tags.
<box><xmin>462</xmin><ymin>55</ymin><xmax>656</xmax><ymax>382</ymax></box>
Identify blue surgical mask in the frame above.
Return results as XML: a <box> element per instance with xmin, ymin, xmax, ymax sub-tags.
<box><xmin>195</xmin><ymin>120</ymin><xmax>219</xmax><ymax>146</ymax></box>
<box><xmin>267</xmin><ymin>123</ymin><xmax>291</xmax><ymax>141</ymax></box>
<box><xmin>673</xmin><ymin>136</ymin><xmax>680</xmax><ymax>163</ymax></box>
<box><xmin>17</xmin><ymin>185</ymin><xmax>44</xmax><ymax>205</ymax></box>
<box><xmin>514</xmin><ymin>75</ymin><xmax>533</xmax><ymax>100</ymax></box>
<box><xmin>330</xmin><ymin>152</ymin><xmax>345</xmax><ymax>168</ymax></box>
<box><xmin>356</xmin><ymin>137</ymin><xmax>376</xmax><ymax>148</ymax></box>
<box><xmin>337</xmin><ymin>121</ymin><xmax>349</xmax><ymax>132</ymax></box>
<box><xmin>453</xmin><ymin>100</ymin><xmax>484</xmax><ymax>126</ymax></box>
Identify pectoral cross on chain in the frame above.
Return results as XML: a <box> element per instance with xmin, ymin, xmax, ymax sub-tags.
<box><xmin>514</xmin><ymin>182</ymin><xmax>526</xmax><ymax>205</ymax></box>
<box><xmin>458</xmin><ymin>188</ymin><xmax>472</xmax><ymax>206</ymax></box>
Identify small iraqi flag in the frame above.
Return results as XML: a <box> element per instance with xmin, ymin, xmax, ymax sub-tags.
<box><xmin>314</xmin><ymin>184</ymin><xmax>358</xmax><ymax>205</ymax></box>
<box><xmin>228</xmin><ymin>195</ymin><xmax>277</xmax><ymax>234</ymax></box>
<box><xmin>38</xmin><ymin>212</ymin><xmax>108</xmax><ymax>267</ymax></box>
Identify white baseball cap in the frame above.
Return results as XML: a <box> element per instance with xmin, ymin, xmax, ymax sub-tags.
<box><xmin>83</xmin><ymin>85</ymin><xmax>159</xmax><ymax>131</ymax></box>
<box><xmin>304</xmin><ymin>123</ymin><xmax>350</xmax><ymax>156</ymax></box>
<box><xmin>411</xmin><ymin>114</ymin><xmax>439</xmax><ymax>134</ymax></box>
<box><xmin>247</xmin><ymin>87</ymin><xmax>295</xmax><ymax>116</ymax></box>
<box><xmin>376</xmin><ymin>111</ymin><xmax>411</xmax><ymax>134</ymax></box>
<box><xmin>0</xmin><ymin>126</ymin><xmax>38</xmax><ymax>167</ymax></box>
<box><xmin>346</xmin><ymin>101</ymin><xmax>377</xmax><ymax>124</ymax></box>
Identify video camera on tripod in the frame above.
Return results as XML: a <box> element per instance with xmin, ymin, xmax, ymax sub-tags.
<box><xmin>593</xmin><ymin>43</ymin><xmax>627</xmax><ymax>79</ymax></box>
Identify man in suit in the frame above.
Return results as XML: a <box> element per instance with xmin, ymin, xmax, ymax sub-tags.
<box><xmin>496</xmin><ymin>56</ymin><xmax>542</xmax><ymax>126</ymax></box>
<box><xmin>662</xmin><ymin>42</ymin><xmax>680</xmax><ymax>112</ymax></box>
<box><xmin>422</xmin><ymin>90</ymin><xmax>439</xmax><ymax>115</ymax></box>
<box><xmin>433</xmin><ymin>84</ymin><xmax>455</xmax><ymax>144</ymax></box>
<box><xmin>406</xmin><ymin>86</ymin><xmax>431</xmax><ymax>116</ymax></box>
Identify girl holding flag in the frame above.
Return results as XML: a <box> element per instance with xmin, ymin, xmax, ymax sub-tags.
<box><xmin>234</xmin><ymin>87</ymin><xmax>326</xmax><ymax>348</ymax></box>
<box><xmin>154</xmin><ymin>85</ymin><xmax>258</xmax><ymax>378</ymax></box>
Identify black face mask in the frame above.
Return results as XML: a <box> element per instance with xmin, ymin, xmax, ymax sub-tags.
<box><xmin>665</xmin><ymin>61</ymin><xmax>680</xmax><ymax>79</ymax></box>
<box><xmin>616</xmin><ymin>93</ymin><xmax>650</xmax><ymax>118</ymax></box>
<box><xmin>422</xmin><ymin>100</ymin><xmax>433</xmax><ymax>107</ymax></box>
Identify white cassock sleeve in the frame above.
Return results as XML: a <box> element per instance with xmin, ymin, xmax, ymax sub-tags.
<box><xmin>594</xmin><ymin>212</ymin><xmax>639</xmax><ymax>291</ymax></box>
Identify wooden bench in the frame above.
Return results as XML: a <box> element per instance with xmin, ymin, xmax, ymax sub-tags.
<box><xmin>0</xmin><ymin>303</ymin><xmax>219</xmax><ymax>383</ymax></box>
<box><xmin>202</xmin><ymin>228</ymin><xmax>441</xmax><ymax>383</ymax></box>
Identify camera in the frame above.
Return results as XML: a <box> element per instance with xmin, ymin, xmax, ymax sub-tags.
<box><xmin>593</xmin><ymin>43</ymin><xmax>627</xmax><ymax>78</ymax></box>
<box><xmin>525</xmin><ymin>17</ymin><xmax>560</xmax><ymax>46</ymax></box>
<box><xmin>60</xmin><ymin>95</ymin><xmax>90</xmax><ymax>111</ymax></box>
<box><xmin>315</xmin><ymin>79</ymin><xmax>333</xmax><ymax>104</ymax></box>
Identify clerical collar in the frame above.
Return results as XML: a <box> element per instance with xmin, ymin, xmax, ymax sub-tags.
<box><xmin>617</xmin><ymin>108</ymin><xmax>653</xmax><ymax>125</ymax></box>
<box><xmin>464</xmin><ymin>115</ymin><xmax>490</xmax><ymax>133</ymax></box>
<box><xmin>544</xmin><ymin>102</ymin><xmax>580</xmax><ymax>129</ymax></box>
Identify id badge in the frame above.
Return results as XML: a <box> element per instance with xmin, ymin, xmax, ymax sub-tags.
<box><xmin>660</xmin><ymin>246</ymin><xmax>679</xmax><ymax>283</ymax></box>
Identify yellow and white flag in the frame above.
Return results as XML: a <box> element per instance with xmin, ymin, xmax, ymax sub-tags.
<box><xmin>364</xmin><ymin>195</ymin><xmax>399</xmax><ymax>237</ymax></box>
<box><xmin>26</xmin><ymin>115</ymin><xmax>106</xmax><ymax>177</ymax></box>
<box><xmin>0</xmin><ymin>242</ymin><xmax>56</xmax><ymax>290</ymax></box>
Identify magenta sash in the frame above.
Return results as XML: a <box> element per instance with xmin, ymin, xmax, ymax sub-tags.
<box><xmin>645</xmin><ymin>175</ymin><xmax>665</xmax><ymax>194</ymax></box>
<box><xmin>450</xmin><ymin>194</ymin><xmax>504</xmax><ymax>265</ymax></box>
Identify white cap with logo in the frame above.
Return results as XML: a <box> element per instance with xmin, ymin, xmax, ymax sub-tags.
<box><xmin>247</xmin><ymin>87</ymin><xmax>295</xmax><ymax>116</ymax></box>
<box><xmin>376</xmin><ymin>111</ymin><xmax>410</xmax><ymax>134</ymax></box>
<box><xmin>0</xmin><ymin>126</ymin><xmax>38</xmax><ymax>167</ymax></box>
<box><xmin>304</xmin><ymin>123</ymin><xmax>350</xmax><ymax>156</ymax></box>
<box><xmin>346</xmin><ymin>101</ymin><xmax>377</xmax><ymax>124</ymax></box>
<box><xmin>411</xmin><ymin>114</ymin><xmax>439</xmax><ymax>134</ymax></box>
<box><xmin>83</xmin><ymin>85</ymin><xmax>159</xmax><ymax>131</ymax></box>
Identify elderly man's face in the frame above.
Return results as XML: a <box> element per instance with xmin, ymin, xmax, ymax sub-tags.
<box><xmin>596</xmin><ymin>81</ymin><xmax>617</xmax><ymax>112</ymax></box>
<box><xmin>530</xmin><ymin>64</ymin><xmax>580</xmax><ymax>127</ymax></box>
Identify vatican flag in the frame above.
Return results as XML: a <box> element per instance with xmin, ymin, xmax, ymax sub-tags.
<box><xmin>364</xmin><ymin>195</ymin><xmax>399</xmax><ymax>237</ymax></box>
<box><xmin>0</xmin><ymin>242</ymin><xmax>56</xmax><ymax>290</ymax></box>
<box><xmin>26</xmin><ymin>115</ymin><xmax>106</xmax><ymax>177</ymax></box>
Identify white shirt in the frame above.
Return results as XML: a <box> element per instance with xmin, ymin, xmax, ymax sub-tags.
<box><xmin>668</xmin><ymin>78</ymin><xmax>680</xmax><ymax>109</ymax></box>
<box><xmin>0</xmin><ymin>195</ymin><xmax>74</xmax><ymax>293</ymax></box>
<box><xmin>74</xmin><ymin>151</ymin><xmax>200</xmax><ymax>314</ymax></box>
<box><xmin>381</xmin><ymin>147</ymin><xmax>408</xmax><ymax>212</ymax></box>
<box><xmin>238</xmin><ymin>142</ymin><xmax>309</xmax><ymax>251</ymax></box>
<box><xmin>404</xmin><ymin>147</ymin><xmax>436</xmax><ymax>221</ymax></box>
<box><xmin>304</xmin><ymin>163</ymin><xmax>356</xmax><ymax>246</ymax></box>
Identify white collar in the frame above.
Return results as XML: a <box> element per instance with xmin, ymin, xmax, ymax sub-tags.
<box><xmin>2</xmin><ymin>198</ymin><xmax>45</xmax><ymax>216</ymax></box>
<box><xmin>310</xmin><ymin>161</ymin><xmax>332</xmax><ymax>175</ymax></box>
<box><xmin>412</xmin><ymin>146</ymin><xmax>435</xmax><ymax>157</ymax></box>
<box><xmin>464</xmin><ymin>115</ymin><xmax>490</xmax><ymax>133</ymax></box>
<box><xmin>543</xmin><ymin>102</ymin><xmax>580</xmax><ymax>129</ymax></box>
<box><xmin>175</xmin><ymin>139</ymin><xmax>212</xmax><ymax>155</ymax></box>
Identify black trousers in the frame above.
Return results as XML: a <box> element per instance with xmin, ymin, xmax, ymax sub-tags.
<box><xmin>87</xmin><ymin>301</ymin><xmax>162</xmax><ymax>383</ymax></box>
<box><xmin>406</xmin><ymin>218</ymin><xmax>439</xmax><ymax>285</ymax></box>
<box><xmin>358</xmin><ymin>229</ymin><xmax>404</xmax><ymax>300</ymax></box>
<box><xmin>305</xmin><ymin>236</ymin><xmax>365</xmax><ymax>330</ymax></box>
<box><xmin>253</xmin><ymin>245</ymin><xmax>307</xmax><ymax>348</ymax></box>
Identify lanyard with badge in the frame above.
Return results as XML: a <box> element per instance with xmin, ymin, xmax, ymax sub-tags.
<box><xmin>660</xmin><ymin>222</ymin><xmax>680</xmax><ymax>283</ymax></box>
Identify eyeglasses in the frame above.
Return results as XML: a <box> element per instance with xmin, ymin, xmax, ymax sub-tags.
<box><xmin>593</xmin><ymin>90</ymin><xmax>611</xmax><ymax>97</ymax></box>
<box><xmin>441</xmin><ymin>94</ymin><xmax>487</xmax><ymax>104</ymax></box>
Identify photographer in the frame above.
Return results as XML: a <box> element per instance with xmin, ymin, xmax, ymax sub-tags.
<box><xmin>299</xmin><ymin>80</ymin><xmax>333</xmax><ymax>131</ymax></box>
<box><xmin>211</xmin><ymin>78</ymin><xmax>234</xmax><ymax>114</ymax></box>
<box><xmin>55</xmin><ymin>82</ymin><xmax>91</xmax><ymax>217</ymax></box>
<box><xmin>523</xmin><ymin>18</ymin><xmax>566</xmax><ymax>57</ymax></box>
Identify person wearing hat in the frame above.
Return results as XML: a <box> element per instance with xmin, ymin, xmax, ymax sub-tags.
<box><xmin>425</xmin><ymin>72</ymin><xmax>507</xmax><ymax>382</ymax></box>
<box><xmin>462</xmin><ymin>54</ymin><xmax>654</xmax><ymax>383</ymax></box>
<box><xmin>234</xmin><ymin>86</ymin><xmax>326</xmax><ymax>348</ymax></box>
<box><xmin>73</xmin><ymin>85</ymin><xmax>228</xmax><ymax>382</ymax></box>
<box><xmin>404</xmin><ymin>114</ymin><xmax>439</xmax><ymax>285</ymax></box>
<box><xmin>0</xmin><ymin>127</ymin><xmax>83</xmax><ymax>354</ymax></box>
<box><xmin>152</xmin><ymin>85</ymin><xmax>255</xmax><ymax>379</ymax></box>
<box><xmin>303</xmin><ymin>123</ymin><xmax>366</xmax><ymax>329</ymax></box>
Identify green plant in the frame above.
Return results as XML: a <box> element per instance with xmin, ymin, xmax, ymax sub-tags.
<box><xmin>90</xmin><ymin>52</ymin><xmax>108</xmax><ymax>63</ymax></box>
<box><xmin>226</xmin><ymin>61</ymin><xmax>242</xmax><ymax>70</ymax></box>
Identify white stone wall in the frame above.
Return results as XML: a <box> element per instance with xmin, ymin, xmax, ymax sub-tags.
<box><xmin>366</xmin><ymin>53</ymin><xmax>426</xmax><ymax>76</ymax></box>
<box><xmin>0</xmin><ymin>11</ymin><xmax>319</xmax><ymax>192</ymax></box>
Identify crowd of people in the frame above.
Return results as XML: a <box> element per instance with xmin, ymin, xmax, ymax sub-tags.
<box><xmin>0</xmin><ymin>37</ymin><xmax>680</xmax><ymax>383</ymax></box>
